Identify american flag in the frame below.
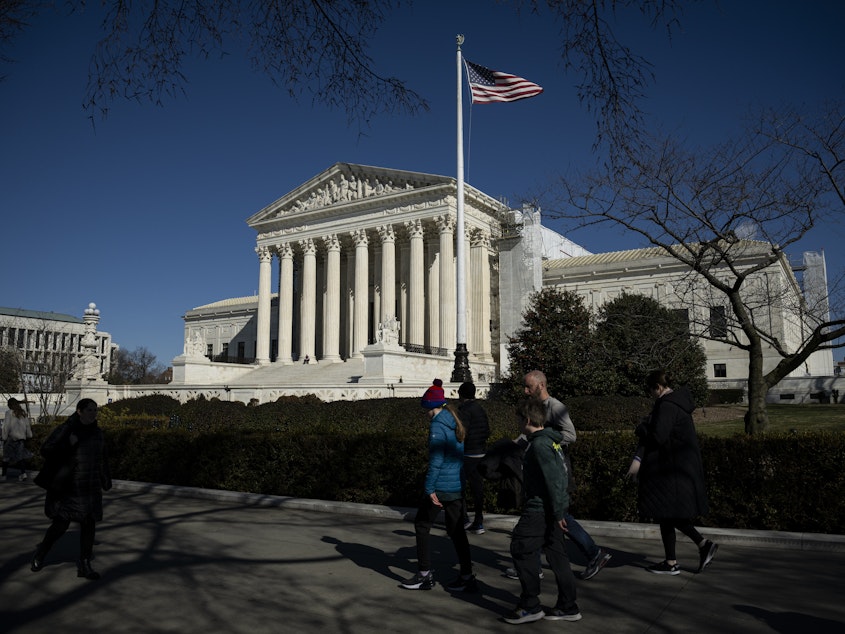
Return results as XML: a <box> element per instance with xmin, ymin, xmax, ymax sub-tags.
<box><xmin>463</xmin><ymin>59</ymin><xmax>543</xmax><ymax>104</ymax></box>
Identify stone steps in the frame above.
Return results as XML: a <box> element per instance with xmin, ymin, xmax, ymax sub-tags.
<box><xmin>228</xmin><ymin>358</ymin><xmax>366</xmax><ymax>386</ymax></box>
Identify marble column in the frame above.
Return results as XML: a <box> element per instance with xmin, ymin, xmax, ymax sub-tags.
<box><xmin>255</xmin><ymin>245</ymin><xmax>272</xmax><ymax>365</ymax></box>
<box><xmin>299</xmin><ymin>238</ymin><xmax>317</xmax><ymax>362</ymax></box>
<box><xmin>470</xmin><ymin>229</ymin><xmax>492</xmax><ymax>359</ymax></box>
<box><xmin>437</xmin><ymin>214</ymin><xmax>456</xmax><ymax>352</ymax></box>
<box><xmin>406</xmin><ymin>219</ymin><xmax>425</xmax><ymax>346</ymax></box>
<box><xmin>378</xmin><ymin>225</ymin><xmax>396</xmax><ymax>322</ymax></box>
<box><xmin>345</xmin><ymin>248</ymin><xmax>355</xmax><ymax>358</ymax></box>
<box><xmin>351</xmin><ymin>228</ymin><xmax>369</xmax><ymax>358</ymax></box>
<box><xmin>399</xmin><ymin>242</ymin><xmax>409</xmax><ymax>345</ymax></box>
<box><xmin>276</xmin><ymin>243</ymin><xmax>294</xmax><ymax>364</ymax></box>
<box><xmin>426</xmin><ymin>234</ymin><xmax>440</xmax><ymax>350</ymax></box>
<box><xmin>322</xmin><ymin>234</ymin><xmax>342</xmax><ymax>362</ymax></box>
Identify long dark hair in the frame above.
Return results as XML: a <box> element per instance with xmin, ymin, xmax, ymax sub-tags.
<box><xmin>443</xmin><ymin>403</ymin><xmax>466</xmax><ymax>443</ymax></box>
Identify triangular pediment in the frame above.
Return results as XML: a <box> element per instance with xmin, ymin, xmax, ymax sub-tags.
<box><xmin>247</xmin><ymin>163</ymin><xmax>456</xmax><ymax>229</ymax></box>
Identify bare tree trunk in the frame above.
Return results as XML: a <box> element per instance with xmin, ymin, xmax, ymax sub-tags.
<box><xmin>745</xmin><ymin>339</ymin><xmax>770</xmax><ymax>434</ymax></box>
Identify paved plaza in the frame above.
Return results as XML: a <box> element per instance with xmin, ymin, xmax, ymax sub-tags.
<box><xmin>2</xmin><ymin>477</ymin><xmax>844</xmax><ymax>633</ymax></box>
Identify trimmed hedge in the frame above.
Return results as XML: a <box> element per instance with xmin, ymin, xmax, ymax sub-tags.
<box><xmin>25</xmin><ymin>396</ymin><xmax>845</xmax><ymax>534</ymax></box>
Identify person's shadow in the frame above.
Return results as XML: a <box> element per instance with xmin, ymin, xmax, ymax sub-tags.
<box><xmin>321</xmin><ymin>531</ymin><xmax>543</xmax><ymax>618</ymax></box>
<box><xmin>321</xmin><ymin>535</ymin><xmax>406</xmax><ymax>582</ymax></box>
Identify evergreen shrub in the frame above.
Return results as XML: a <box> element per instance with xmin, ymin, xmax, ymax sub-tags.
<box><xmin>22</xmin><ymin>396</ymin><xmax>845</xmax><ymax>533</ymax></box>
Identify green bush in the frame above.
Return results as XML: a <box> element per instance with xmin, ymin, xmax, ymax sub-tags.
<box><xmin>23</xmin><ymin>395</ymin><xmax>845</xmax><ymax>534</ymax></box>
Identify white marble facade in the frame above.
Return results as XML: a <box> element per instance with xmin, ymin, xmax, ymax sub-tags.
<box><xmin>179</xmin><ymin>164</ymin><xmax>506</xmax><ymax>383</ymax></box>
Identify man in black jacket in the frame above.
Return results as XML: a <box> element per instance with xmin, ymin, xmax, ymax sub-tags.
<box><xmin>458</xmin><ymin>382</ymin><xmax>490</xmax><ymax>534</ymax></box>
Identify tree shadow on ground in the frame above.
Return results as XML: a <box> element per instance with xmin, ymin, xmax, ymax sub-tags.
<box><xmin>734</xmin><ymin>605</ymin><xmax>844</xmax><ymax>634</ymax></box>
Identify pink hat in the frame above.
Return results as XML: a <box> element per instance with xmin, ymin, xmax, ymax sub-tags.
<box><xmin>421</xmin><ymin>379</ymin><xmax>447</xmax><ymax>409</ymax></box>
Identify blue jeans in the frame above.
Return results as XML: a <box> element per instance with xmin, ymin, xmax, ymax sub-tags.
<box><xmin>564</xmin><ymin>512</ymin><xmax>600</xmax><ymax>562</ymax></box>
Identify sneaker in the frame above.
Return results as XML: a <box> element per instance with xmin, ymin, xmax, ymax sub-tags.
<box><xmin>544</xmin><ymin>606</ymin><xmax>582</xmax><ymax>621</ymax></box>
<box><xmin>18</xmin><ymin>472</ymin><xmax>28</xmax><ymax>482</ymax></box>
<box><xmin>582</xmin><ymin>549</ymin><xmax>611</xmax><ymax>580</ymax></box>
<box><xmin>503</xmin><ymin>606</ymin><xmax>544</xmax><ymax>624</ymax></box>
<box><xmin>400</xmin><ymin>572</ymin><xmax>435</xmax><ymax>590</ymax></box>
<box><xmin>467</xmin><ymin>522</ymin><xmax>486</xmax><ymax>535</ymax></box>
<box><xmin>698</xmin><ymin>540</ymin><xmax>718</xmax><ymax>572</ymax></box>
<box><xmin>505</xmin><ymin>567</ymin><xmax>543</xmax><ymax>580</ymax></box>
<box><xmin>463</xmin><ymin>517</ymin><xmax>473</xmax><ymax>530</ymax></box>
<box><xmin>445</xmin><ymin>574</ymin><xmax>479</xmax><ymax>593</ymax></box>
<box><xmin>647</xmin><ymin>560</ymin><xmax>680</xmax><ymax>575</ymax></box>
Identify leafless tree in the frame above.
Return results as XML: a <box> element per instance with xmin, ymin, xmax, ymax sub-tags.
<box><xmin>1</xmin><ymin>0</ymin><xmax>689</xmax><ymax>137</ymax></box>
<box><xmin>109</xmin><ymin>346</ymin><xmax>167</xmax><ymax>384</ymax></box>
<box><xmin>547</xmin><ymin>102</ymin><xmax>845</xmax><ymax>433</ymax></box>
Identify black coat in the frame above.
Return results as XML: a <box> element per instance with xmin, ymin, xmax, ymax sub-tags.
<box><xmin>35</xmin><ymin>414</ymin><xmax>111</xmax><ymax>522</ymax></box>
<box><xmin>635</xmin><ymin>387</ymin><xmax>708</xmax><ymax>520</ymax></box>
<box><xmin>478</xmin><ymin>438</ymin><xmax>524</xmax><ymax>510</ymax></box>
<box><xmin>457</xmin><ymin>399</ymin><xmax>490</xmax><ymax>456</ymax></box>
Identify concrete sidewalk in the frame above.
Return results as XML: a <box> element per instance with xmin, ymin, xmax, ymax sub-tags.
<box><xmin>1</xmin><ymin>478</ymin><xmax>844</xmax><ymax>633</ymax></box>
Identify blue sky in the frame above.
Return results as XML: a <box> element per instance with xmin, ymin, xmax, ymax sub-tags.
<box><xmin>2</xmin><ymin>1</ymin><xmax>844</xmax><ymax>366</ymax></box>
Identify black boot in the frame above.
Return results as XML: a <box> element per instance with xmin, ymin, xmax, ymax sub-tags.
<box><xmin>31</xmin><ymin>544</ymin><xmax>47</xmax><ymax>572</ymax></box>
<box><xmin>77</xmin><ymin>558</ymin><xmax>100</xmax><ymax>580</ymax></box>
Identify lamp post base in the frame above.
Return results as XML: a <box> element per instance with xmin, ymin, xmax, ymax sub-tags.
<box><xmin>451</xmin><ymin>344</ymin><xmax>472</xmax><ymax>384</ymax></box>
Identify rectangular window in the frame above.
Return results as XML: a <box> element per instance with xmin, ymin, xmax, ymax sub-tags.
<box><xmin>672</xmin><ymin>308</ymin><xmax>690</xmax><ymax>334</ymax></box>
<box><xmin>709</xmin><ymin>306</ymin><xmax>727</xmax><ymax>338</ymax></box>
<box><xmin>713</xmin><ymin>363</ymin><xmax>727</xmax><ymax>378</ymax></box>
<box><xmin>206</xmin><ymin>344</ymin><xmax>213</xmax><ymax>359</ymax></box>
<box><xmin>222</xmin><ymin>343</ymin><xmax>229</xmax><ymax>359</ymax></box>
<box><xmin>237</xmin><ymin>342</ymin><xmax>245</xmax><ymax>360</ymax></box>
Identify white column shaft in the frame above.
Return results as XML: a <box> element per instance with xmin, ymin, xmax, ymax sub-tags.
<box><xmin>255</xmin><ymin>246</ymin><xmax>272</xmax><ymax>365</ymax></box>
<box><xmin>352</xmin><ymin>229</ymin><xmax>369</xmax><ymax>357</ymax></box>
<box><xmin>299</xmin><ymin>239</ymin><xmax>317</xmax><ymax>361</ymax></box>
<box><xmin>323</xmin><ymin>236</ymin><xmax>341</xmax><ymax>361</ymax></box>
<box><xmin>277</xmin><ymin>244</ymin><xmax>294</xmax><ymax>364</ymax></box>
<box><xmin>407</xmin><ymin>220</ymin><xmax>425</xmax><ymax>346</ymax></box>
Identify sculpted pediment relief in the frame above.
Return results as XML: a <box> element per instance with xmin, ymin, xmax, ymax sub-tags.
<box><xmin>285</xmin><ymin>172</ymin><xmax>414</xmax><ymax>214</ymax></box>
<box><xmin>248</xmin><ymin>163</ymin><xmax>512</xmax><ymax>233</ymax></box>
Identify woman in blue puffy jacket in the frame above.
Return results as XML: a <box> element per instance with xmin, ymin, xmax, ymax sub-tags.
<box><xmin>400</xmin><ymin>379</ymin><xmax>476</xmax><ymax>593</ymax></box>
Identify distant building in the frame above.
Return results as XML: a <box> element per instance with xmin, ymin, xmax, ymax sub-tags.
<box><xmin>0</xmin><ymin>305</ymin><xmax>116</xmax><ymax>390</ymax></box>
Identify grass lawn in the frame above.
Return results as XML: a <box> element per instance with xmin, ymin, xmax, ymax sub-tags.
<box><xmin>695</xmin><ymin>403</ymin><xmax>845</xmax><ymax>437</ymax></box>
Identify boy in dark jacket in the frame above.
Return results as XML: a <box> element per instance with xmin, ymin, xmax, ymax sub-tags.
<box><xmin>457</xmin><ymin>382</ymin><xmax>490</xmax><ymax>534</ymax></box>
<box><xmin>504</xmin><ymin>397</ymin><xmax>581</xmax><ymax>624</ymax></box>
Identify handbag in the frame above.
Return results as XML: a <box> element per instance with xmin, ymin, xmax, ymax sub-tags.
<box><xmin>34</xmin><ymin>458</ymin><xmax>74</xmax><ymax>495</ymax></box>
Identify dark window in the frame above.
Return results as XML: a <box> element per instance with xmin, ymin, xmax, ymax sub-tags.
<box><xmin>206</xmin><ymin>344</ymin><xmax>213</xmax><ymax>359</ymax></box>
<box><xmin>713</xmin><ymin>363</ymin><xmax>727</xmax><ymax>378</ymax></box>
<box><xmin>709</xmin><ymin>306</ymin><xmax>727</xmax><ymax>338</ymax></box>
<box><xmin>672</xmin><ymin>308</ymin><xmax>690</xmax><ymax>334</ymax></box>
<box><xmin>237</xmin><ymin>342</ymin><xmax>245</xmax><ymax>360</ymax></box>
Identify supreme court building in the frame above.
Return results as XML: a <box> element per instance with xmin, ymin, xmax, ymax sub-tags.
<box><xmin>171</xmin><ymin>162</ymin><xmax>833</xmax><ymax>396</ymax></box>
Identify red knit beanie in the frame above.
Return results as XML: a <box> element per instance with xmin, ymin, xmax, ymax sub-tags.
<box><xmin>421</xmin><ymin>378</ymin><xmax>447</xmax><ymax>409</ymax></box>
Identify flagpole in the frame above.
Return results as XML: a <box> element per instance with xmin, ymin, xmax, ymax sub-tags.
<box><xmin>452</xmin><ymin>34</ymin><xmax>471</xmax><ymax>384</ymax></box>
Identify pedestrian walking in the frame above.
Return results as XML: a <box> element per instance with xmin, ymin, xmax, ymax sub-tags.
<box><xmin>31</xmin><ymin>398</ymin><xmax>112</xmax><ymax>580</ymax></box>
<box><xmin>627</xmin><ymin>369</ymin><xmax>718</xmax><ymax>575</ymax></box>
<box><xmin>400</xmin><ymin>379</ymin><xmax>476</xmax><ymax>593</ymax></box>
<box><xmin>522</xmin><ymin>370</ymin><xmax>611</xmax><ymax>580</ymax></box>
<box><xmin>504</xmin><ymin>396</ymin><xmax>581</xmax><ymax>624</ymax></box>
<box><xmin>457</xmin><ymin>381</ymin><xmax>490</xmax><ymax>535</ymax></box>
<box><xmin>3</xmin><ymin>398</ymin><xmax>33</xmax><ymax>481</ymax></box>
